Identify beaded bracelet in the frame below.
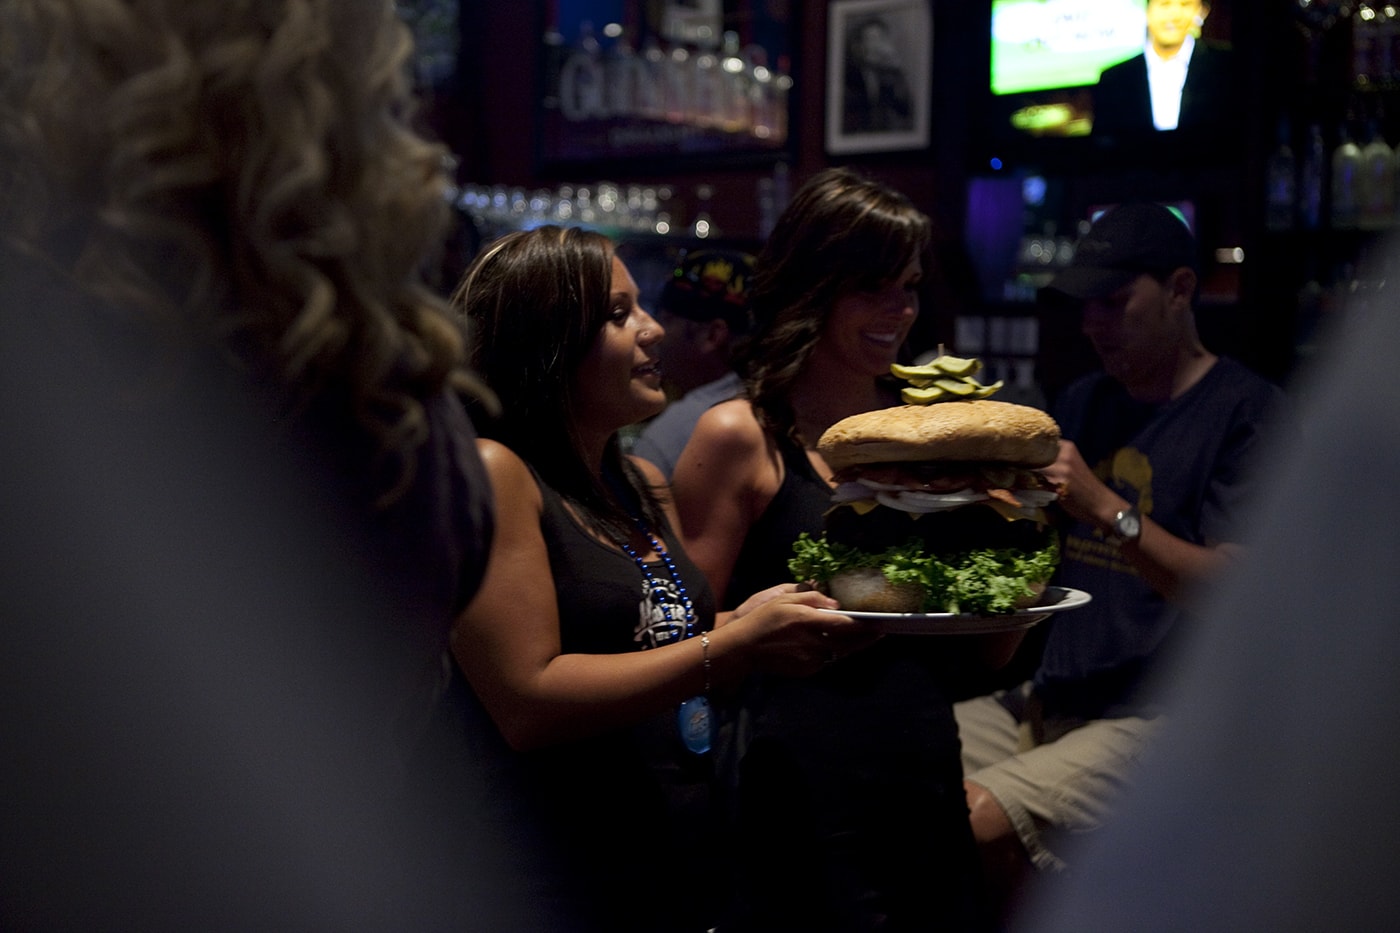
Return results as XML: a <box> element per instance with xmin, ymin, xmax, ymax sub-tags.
<box><xmin>700</xmin><ymin>632</ymin><xmax>712</xmax><ymax>694</ymax></box>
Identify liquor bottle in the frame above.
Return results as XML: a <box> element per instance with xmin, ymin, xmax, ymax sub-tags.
<box><xmin>602</xmin><ymin>34</ymin><xmax>640</xmax><ymax>120</ymax></box>
<box><xmin>1354</xmin><ymin>3</ymin><xmax>1379</xmax><ymax>86</ymax></box>
<box><xmin>690</xmin><ymin>184</ymin><xmax>717</xmax><ymax>239</ymax></box>
<box><xmin>1331</xmin><ymin>122</ymin><xmax>1362</xmax><ymax>229</ymax></box>
<box><xmin>1358</xmin><ymin>119</ymin><xmax>1395</xmax><ymax>229</ymax></box>
<box><xmin>1391</xmin><ymin>134</ymin><xmax>1400</xmax><ymax>226</ymax></box>
<box><xmin>757</xmin><ymin>176</ymin><xmax>777</xmax><ymax>241</ymax></box>
<box><xmin>691</xmin><ymin>45</ymin><xmax>721</xmax><ymax>128</ymax></box>
<box><xmin>638</xmin><ymin>38</ymin><xmax>667</xmax><ymax>121</ymax></box>
<box><xmin>1377</xmin><ymin>4</ymin><xmax>1399</xmax><ymax>81</ymax></box>
<box><xmin>1299</xmin><ymin>123</ymin><xmax>1326</xmax><ymax>230</ymax></box>
<box><xmin>718</xmin><ymin>30</ymin><xmax>747</xmax><ymax>132</ymax></box>
<box><xmin>1265</xmin><ymin>116</ymin><xmax>1297</xmax><ymax>231</ymax></box>
<box><xmin>558</xmin><ymin>21</ymin><xmax>604</xmax><ymax>122</ymax></box>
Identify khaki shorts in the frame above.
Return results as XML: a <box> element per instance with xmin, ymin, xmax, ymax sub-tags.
<box><xmin>954</xmin><ymin>683</ymin><xmax>1161</xmax><ymax>872</ymax></box>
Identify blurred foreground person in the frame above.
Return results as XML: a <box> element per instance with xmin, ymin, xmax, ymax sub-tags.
<box><xmin>1019</xmin><ymin>264</ymin><xmax>1400</xmax><ymax>933</ymax></box>
<box><xmin>449</xmin><ymin>225</ymin><xmax>876</xmax><ymax>933</ymax></box>
<box><xmin>0</xmin><ymin>1</ymin><xmax>519</xmax><ymax>928</ymax></box>
<box><xmin>672</xmin><ymin>167</ymin><xmax>995</xmax><ymax>931</ymax></box>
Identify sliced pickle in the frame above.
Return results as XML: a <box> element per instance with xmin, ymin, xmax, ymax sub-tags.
<box><xmin>890</xmin><ymin>363</ymin><xmax>942</xmax><ymax>381</ymax></box>
<box><xmin>901</xmin><ymin>385</ymin><xmax>945</xmax><ymax>404</ymax></box>
<box><xmin>934</xmin><ymin>377</ymin><xmax>977</xmax><ymax>396</ymax></box>
<box><xmin>927</xmin><ymin>355</ymin><xmax>982</xmax><ymax>377</ymax></box>
<box><xmin>892</xmin><ymin>355</ymin><xmax>999</xmax><ymax>404</ymax></box>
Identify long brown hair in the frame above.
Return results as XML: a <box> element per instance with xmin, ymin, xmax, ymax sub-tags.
<box><xmin>735</xmin><ymin>167</ymin><xmax>932</xmax><ymax>445</ymax></box>
<box><xmin>453</xmin><ymin>226</ymin><xmax>667</xmax><ymax>544</ymax></box>
<box><xmin>0</xmin><ymin>0</ymin><xmax>488</xmax><ymax>506</ymax></box>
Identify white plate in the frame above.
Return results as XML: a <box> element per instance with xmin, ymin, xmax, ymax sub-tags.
<box><xmin>819</xmin><ymin>586</ymin><xmax>1092</xmax><ymax>635</ymax></box>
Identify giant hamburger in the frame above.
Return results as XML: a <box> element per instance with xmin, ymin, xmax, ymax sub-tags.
<box><xmin>790</xmin><ymin>372</ymin><xmax>1062</xmax><ymax>615</ymax></box>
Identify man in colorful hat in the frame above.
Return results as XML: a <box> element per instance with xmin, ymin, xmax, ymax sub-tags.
<box><xmin>633</xmin><ymin>248</ymin><xmax>755</xmax><ymax>479</ymax></box>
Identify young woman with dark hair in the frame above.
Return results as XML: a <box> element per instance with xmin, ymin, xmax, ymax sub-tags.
<box><xmin>448</xmin><ymin>224</ymin><xmax>877</xmax><ymax>933</ymax></box>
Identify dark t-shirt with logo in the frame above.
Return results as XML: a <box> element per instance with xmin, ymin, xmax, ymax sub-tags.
<box><xmin>1036</xmin><ymin>357</ymin><xmax>1285</xmax><ymax>719</ymax></box>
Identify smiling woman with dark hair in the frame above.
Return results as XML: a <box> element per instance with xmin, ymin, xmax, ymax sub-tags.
<box><xmin>671</xmin><ymin>167</ymin><xmax>995</xmax><ymax>931</ymax></box>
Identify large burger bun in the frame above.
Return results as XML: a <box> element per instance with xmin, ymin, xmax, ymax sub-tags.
<box><xmin>818</xmin><ymin>399</ymin><xmax>1060</xmax><ymax>471</ymax></box>
<box><xmin>790</xmin><ymin>399</ymin><xmax>1063</xmax><ymax>615</ymax></box>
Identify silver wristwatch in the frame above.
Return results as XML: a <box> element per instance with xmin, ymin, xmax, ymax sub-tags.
<box><xmin>1109</xmin><ymin>506</ymin><xmax>1142</xmax><ymax>545</ymax></box>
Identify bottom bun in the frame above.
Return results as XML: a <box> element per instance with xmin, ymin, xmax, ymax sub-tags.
<box><xmin>1014</xmin><ymin>581</ymin><xmax>1048</xmax><ymax>610</ymax></box>
<box><xmin>828</xmin><ymin>573</ymin><xmax>1049</xmax><ymax>615</ymax></box>
<box><xmin>827</xmin><ymin>568</ymin><xmax>924</xmax><ymax>613</ymax></box>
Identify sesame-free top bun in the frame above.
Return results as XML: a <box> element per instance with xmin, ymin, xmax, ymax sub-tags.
<box><xmin>819</xmin><ymin>400</ymin><xmax>1061</xmax><ymax>470</ymax></box>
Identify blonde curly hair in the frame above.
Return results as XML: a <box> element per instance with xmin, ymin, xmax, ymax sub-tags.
<box><xmin>0</xmin><ymin>0</ymin><xmax>487</xmax><ymax>505</ymax></box>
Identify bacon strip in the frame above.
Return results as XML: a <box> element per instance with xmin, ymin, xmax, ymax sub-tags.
<box><xmin>985</xmin><ymin>487</ymin><xmax>1025</xmax><ymax>508</ymax></box>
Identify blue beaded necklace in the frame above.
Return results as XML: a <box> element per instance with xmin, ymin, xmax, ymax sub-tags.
<box><xmin>620</xmin><ymin>522</ymin><xmax>712</xmax><ymax>755</ymax></box>
<box><xmin>619</xmin><ymin>527</ymin><xmax>697</xmax><ymax>644</ymax></box>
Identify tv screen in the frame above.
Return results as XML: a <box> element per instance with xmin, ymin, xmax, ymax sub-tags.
<box><xmin>986</xmin><ymin>0</ymin><xmax>1237</xmax><ymax>149</ymax></box>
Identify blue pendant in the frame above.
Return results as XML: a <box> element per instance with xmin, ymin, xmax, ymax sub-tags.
<box><xmin>677</xmin><ymin>695</ymin><xmax>713</xmax><ymax>755</ymax></box>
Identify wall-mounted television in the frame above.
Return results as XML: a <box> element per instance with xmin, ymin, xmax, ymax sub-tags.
<box><xmin>991</xmin><ymin>0</ymin><xmax>1144</xmax><ymax>137</ymax></box>
<box><xmin>981</xmin><ymin>0</ymin><xmax>1241</xmax><ymax>170</ymax></box>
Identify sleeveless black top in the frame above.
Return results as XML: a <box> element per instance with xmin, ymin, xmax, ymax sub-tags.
<box><xmin>437</xmin><ymin>466</ymin><xmax>721</xmax><ymax>933</ymax></box>
<box><xmin>723</xmin><ymin>430</ymin><xmax>831</xmax><ymax>610</ymax></box>
<box><xmin>530</xmin><ymin>473</ymin><xmax>723</xmax><ymax>932</ymax></box>
<box><xmin>716</xmin><ymin>432</ymin><xmax>993</xmax><ymax>932</ymax></box>
<box><xmin>537</xmin><ymin>473</ymin><xmax>717</xmax><ymax>655</ymax></box>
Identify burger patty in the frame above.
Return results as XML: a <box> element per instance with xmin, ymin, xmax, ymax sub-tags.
<box><xmin>833</xmin><ymin>461</ymin><xmax>1060</xmax><ymax>496</ymax></box>
<box><xmin>824</xmin><ymin>500</ymin><xmax>1053</xmax><ymax>555</ymax></box>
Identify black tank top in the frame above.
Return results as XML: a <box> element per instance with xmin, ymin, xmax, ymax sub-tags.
<box><xmin>526</xmin><ymin>470</ymin><xmax>722</xmax><ymax>932</ymax></box>
<box><xmin>723</xmin><ymin>432</ymin><xmax>831</xmax><ymax>609</ymax></box>
<box><xmin>536</xmin><ymin>469</ymin><xmax>717</xmax><ymax>653</ymax></box>
<box><xmin>715</xmin><ymin>431</ymin><xmax>993</xmax><ymax>931</ymax></box>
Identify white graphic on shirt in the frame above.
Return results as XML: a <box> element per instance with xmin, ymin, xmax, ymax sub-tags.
<box><xmin>633</xmin><ymin>575</ymin><xmax>687</xmax><ymax>648</ymax></box>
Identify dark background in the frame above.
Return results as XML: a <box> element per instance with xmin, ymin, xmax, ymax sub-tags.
<box><xmin>443</xmin><ymin>1</ymin><xmax>1390</xmax><ymax>399</ymax></box>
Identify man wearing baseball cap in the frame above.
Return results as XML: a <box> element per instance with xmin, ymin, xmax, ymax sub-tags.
<box><xmin>954</xmin><ymin>201</ymin><xmax>1289</xmax><ymax>919</ymax></box>
<box><xmin>633</xmin><ymin>248</ymin><xmax>755</xmax><ymax>479</ymax></box>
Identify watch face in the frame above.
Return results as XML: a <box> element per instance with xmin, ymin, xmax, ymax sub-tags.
<box><xmin>1116</xmin><ymin>509</ymin><xmax>1141</xmax><ymax>540</ymax></box>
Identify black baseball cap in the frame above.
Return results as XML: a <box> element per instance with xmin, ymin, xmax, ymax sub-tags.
<box><xmin>1043</xmin><ymin>201</ymin><xmax>1197</xmax><ymax>302</ymax></box>
<box><xmin>660</xmin><ymin>249</ymin><xmax>756</xmax><ymax>331</ymax></box>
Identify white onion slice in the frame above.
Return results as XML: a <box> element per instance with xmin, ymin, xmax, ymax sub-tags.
<box><xmin>899</xmin><ymin>489</ymin><xmax>988</xmax><ymax>507</ymax></box>
<box><xmin>831</xmin><ymin>481</ymin><xmax>874</xmax><ymax>503</ymax></box>
<box><xmin>856</xmin><ymin>477</ymin><xmax>916</xmax><ymax>492</ymax></box>
<box><xmin>876</xmin><ymin>489</ymin><xmax>988</xmax><ymax>513</ymax></box>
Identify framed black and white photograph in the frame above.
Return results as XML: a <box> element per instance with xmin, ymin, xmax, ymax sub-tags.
<box><xmin>826</xmin><ymin>0</ymin><xmax>932</xmax><ymax>155</ymax></box>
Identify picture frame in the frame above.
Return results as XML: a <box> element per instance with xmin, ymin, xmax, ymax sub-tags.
<box><xmin>825</xmin><ymin>0</ymin><xmax>932</xmax><ymax>155</ymax></box>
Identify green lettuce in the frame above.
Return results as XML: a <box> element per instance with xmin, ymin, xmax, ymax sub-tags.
<box><xmin>789</xmin><ymin>532</ymin><xmax>1060</xmax><ymax>615</ymax></box>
